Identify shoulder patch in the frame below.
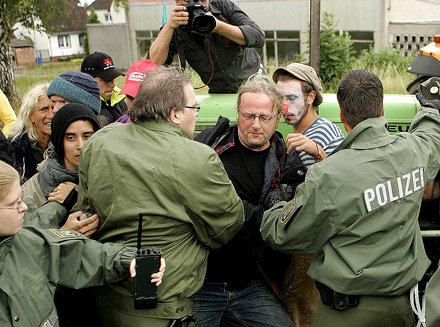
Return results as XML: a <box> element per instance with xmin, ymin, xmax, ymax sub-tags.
<box><xmin>48</xmin><ymin>229</ymin><xmax>81</xmax><ymax>239</ymax></box>
<box><xmin>280</xmin><ymin>199</ymin><xmax>295</xmax><ymax>224</ymax></box>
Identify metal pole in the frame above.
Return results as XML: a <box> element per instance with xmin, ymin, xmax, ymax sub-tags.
<box><xmin>309</xmin><ymin>0</ymin><xmax>321</xmax><ymax>74</ymax></box>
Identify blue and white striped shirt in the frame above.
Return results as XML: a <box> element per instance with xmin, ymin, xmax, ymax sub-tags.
<box><xmin>300</xmin><ymin>117</ymin><xmax>345</xmax><ymax>167</ymax></box>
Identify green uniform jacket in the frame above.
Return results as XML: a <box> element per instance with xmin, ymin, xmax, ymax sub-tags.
<box><xmin>78</xmin><ymin>120</ymin><xmax>244</xmax><ymax>319</ymax></box>
<box><xmin>0</xmin><ymin>204</ymin><xmax>135</xmax><ymax>327</ymax></box>
<box><xmin>426</xmin><ymin>264</ymin><xmax>440</xmax><ymax>327</ymax></box>
<box><xmin>261</xmin><ymin>107</ymin><xmax>440</xmax><ymax>296</ymax></box>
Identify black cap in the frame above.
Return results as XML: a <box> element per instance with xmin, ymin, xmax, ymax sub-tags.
<box><xmin>81</xmin><ymin>51</ymin><xmax>124</xmax><ymax>81</ymax></box>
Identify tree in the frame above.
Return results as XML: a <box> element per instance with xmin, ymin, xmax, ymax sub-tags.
<box><xmin>0</xmin><ymin>0</ymin><xmax>66</xmax><ymax>106</ymax></box>
<box><xmin>84</xmin><ymin>7</ymin><xmax>101</xmax><ymax>55</ymax></box>
<box><xmin>318</xmin><ymin>11</ymin><xmax>355</xmax><ymax>90</ymax></box>
<box><xmin>0</xmin><ymin>0</ymin><xmax>127</xmax><ymax>106</ymax></box>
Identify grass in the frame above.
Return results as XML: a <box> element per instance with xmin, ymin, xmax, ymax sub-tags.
<box><xmin>14</xmin><ymin>57</ymin><xmax>415</xmax><ymax>110</ymax></box>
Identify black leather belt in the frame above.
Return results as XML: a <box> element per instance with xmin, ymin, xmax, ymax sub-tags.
<box><xmin>315</xmin><ymin>282</ymin><xmax>359</xmax><ymax>311</ymax></box>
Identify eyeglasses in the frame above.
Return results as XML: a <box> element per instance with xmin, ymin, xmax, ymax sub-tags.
<box><xmin>283</xmin><ymin>93</ymin><xmax>306</xmax><ymax>104</ymax></box>
<box><xmin>237</xmin><ymin>108</ymin><xmax>279</xmax><ymax>123</ymax></box>
<box><xmin>0</xmin><ymin>191</ymin><xmax>25</xmax><ymax>212</ymax></box>
<box><xmin>185</xmin><ymin>105</ymin><xmax>201</xmax><ymax>113</ymax></box>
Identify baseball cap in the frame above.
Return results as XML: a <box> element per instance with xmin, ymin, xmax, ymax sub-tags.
<box><xmin>273</xmin><ymin>63</ymin><xmax>323</xmax><ymax>106</ymax></box>
<box><xmin>81</xmin><ymin>51</ymin><xmax>124</xmax><ymax>81</ymax></box>
<box><xmin>120</xmin><ymin>60</ymin><xmax>157</xmax><ymax>98</ymax></box>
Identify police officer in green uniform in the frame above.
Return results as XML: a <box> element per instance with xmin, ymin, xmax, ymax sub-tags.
<box><xmin>0</xmin><ymin>160</ymin><xmax>165</xmax><ymax>327</ymax></box>
<box><xmin>261</xmin><ymin>70</ymin><xmax>440</xmax><ymax>327</ymax></box>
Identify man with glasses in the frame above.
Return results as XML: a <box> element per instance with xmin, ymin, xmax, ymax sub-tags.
<box><xmin>193</xmin><ymin>74</ymin><xmax>306</xmax><ymax>327</ymax></box>
<box><xmin>77</xmin><ymin>66</ymin><xmax>244</xmax><ymax>327</ymax></box>
<box><xmin>148</xmin><ymin>0</ymin><xmax>264</xmax><ymax>94</ymax></box>
<box><xmin>272</xmin><ymin>63</ymin><xmax>345</xmax><ymax>326</ymax></box>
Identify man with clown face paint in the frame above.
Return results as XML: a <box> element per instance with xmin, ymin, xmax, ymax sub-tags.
<box><xmin>272</xmin><ymin>63</ymin><xmax>345</xmax><ymax>326</ymax></box>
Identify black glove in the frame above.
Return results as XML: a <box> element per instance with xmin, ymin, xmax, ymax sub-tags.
<box><xmin>263</xmin><ymin>184</ymin><xmax>292</xmax><ymax>210</ymax></box>
<box><xmin>416</xmin><ymin>92</ymin><xmax>440</xmax><ymax>111</ymax></box>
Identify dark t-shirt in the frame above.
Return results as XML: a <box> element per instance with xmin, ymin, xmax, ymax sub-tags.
<box><xmin>205</xmin><ymin>132</ymin><xmax>269</xmax><ymax>288</ymax></box>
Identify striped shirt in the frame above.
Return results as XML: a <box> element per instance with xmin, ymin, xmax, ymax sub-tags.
<box><xmin>300</xmin><ymin>117</ymin><xmax>345</xmax><ymax>167</ymax></box>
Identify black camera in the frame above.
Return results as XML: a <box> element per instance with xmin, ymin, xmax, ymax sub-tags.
<box><xmin>134</xmin><ymin>213</ymin><xmax>162</xmax><ymax>310</ymax></box>
<box><xmin>180</xmin><ymin>0</ymin><xmax>216</xmax><ymax>36</ymax></box>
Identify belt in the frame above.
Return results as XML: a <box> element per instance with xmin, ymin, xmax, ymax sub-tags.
<box><xmin>315</xmin><ymin>282</ymin><xmax>359</xmax><ymax>311</ymax></box>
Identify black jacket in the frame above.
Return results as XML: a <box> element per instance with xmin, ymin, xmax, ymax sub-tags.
<box><xmin>10</xmin><ymin>131</ymin><xmax>43</xmax><ymax>182</ymax></box>
<box><xmin>0</xmin><ymin>130</ymin><xmax>15</xmax><ymax>167</ymax></box>
<box><xmin>195</xmin><ymin>116</ymin><xmax>307</xmax><ymax>299</ymax></box>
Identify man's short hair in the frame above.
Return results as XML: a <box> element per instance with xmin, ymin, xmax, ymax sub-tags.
<box><xmin>337</xmin><ymin>70</ymin><xmax>383</xmax><ymax>128</ymax></box>
<box><xmin>237</xmin><ymin>74</ymin><xmax>283</xmax><ymax>114</ymax></box>
<box><xmin>127</xmin><ymin>66</ymin><xmax>191</xmax><ymax>123</ymax></box>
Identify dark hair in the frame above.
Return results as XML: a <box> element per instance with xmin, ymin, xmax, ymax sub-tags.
<box><xmin>127</xmin><ymin>66</ymin><xmax>192</xmax><ymax>123</ymax></box>
<box><xmin>337</xmin><ymin>70</ymin><xmax>383</xmax><ymax>128</ymax></box>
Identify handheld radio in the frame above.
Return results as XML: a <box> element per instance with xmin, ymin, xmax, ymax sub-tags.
<box><xmin>134</xmin><ymin>212</ymin><xmax>162</xmax><ymax>310</ymax></box>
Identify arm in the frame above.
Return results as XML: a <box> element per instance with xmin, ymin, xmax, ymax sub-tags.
<box><xmin>212</xmin><ymin>0</ymin><xmax>265</xmax><ymax>48</ymax></box>
<box><xmin>182</xmin><ymin>149</ymin><xmax>244</xmax><ymax>249</ymax></box>
<box><xmin>261</xmin><ymin>174</ymin><xmax>337</xmax><ymax>255</ymax></box>
<box><xmin>286</xmin><ymin>133</ymin><xmax>327</xmax><ymax>162</ymax></box>
<box><xmin>0</xmin><ymin>89</ymin><xmax>17</xmax><ymax>137</ymax></box>
<box><xmin>149</xmin><ymin>5</ymin><xmax>188</xmax><ymax>65</ymax></box>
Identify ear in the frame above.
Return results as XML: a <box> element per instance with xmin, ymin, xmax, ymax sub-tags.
<box><xmin>169</xmin><ymin>108</ymin><xmax>182</xmax><ymax>126</ymax></box>
<box><xmin>340</xmin><ymin>109</ymin><xmax>352</xmax><ymax>133</ymax></box>
<box><xmin>307</xmin><ymin>90</ymin><xmax>316</xmax><ymax>106</ymax></box>
<box><xmin>29</xmin><ymin>112</ymin><xmax>35</xmax><ymax>123</ymax></box>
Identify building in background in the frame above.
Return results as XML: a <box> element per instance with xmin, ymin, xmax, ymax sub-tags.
<box><xmin>13</xmin><ymin>0</ymin><xmax>88</xmax><ymax>62</ymax></box>
<box><xmin>84</xmin><ymin>0</ymin><xmax>440</xmax><ymax>71</ymax></box>
<box><xmin>11</xmin><ymin>39</ymin><xmax>35</xmax><ymax>67</ymax></box>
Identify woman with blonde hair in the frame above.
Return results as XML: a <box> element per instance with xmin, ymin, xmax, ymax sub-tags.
<box><xmin>9</xmin><ymin>83</ymin><xmax>54</xmax><ymax>182</ymax></box>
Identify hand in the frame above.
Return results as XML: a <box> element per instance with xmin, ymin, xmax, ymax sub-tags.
<box><xmin>48</xmin><ymin>182</ymin><xmax>76</xmax><ymax>204</ymax></box>
<box><xmin>416</xmin><ymin>93</ymin><xmax>440</xmax><ymax>110</ymax></box>
<box><xmin>61</xmin><ymin>211</ymin><xmax>100</xmax><ymax>237</ymax></box>
<box><xmin>285</xmin><ymin>133</ymin><xmax>323</xmax><ymax>158</ymax></box>
<box><xmin>263</xmin><ymin>185</ymin><xmax>292</xmax><ymax>210</ymax></box>
<box><xmin>168</xmin><ymin>5</ymin><xmax>189</xmax><ymax>29</ymax></box>
<box><xmin>130</xmin><ymin>257</ymin><xmax>166</xmax><ymax>286</ymax></box>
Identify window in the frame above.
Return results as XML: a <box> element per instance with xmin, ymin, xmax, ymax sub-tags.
<box><xmin>104</xmin><ymin>14</ymin><xmax>112</xmax><ymax>22</ymax></box>
<box><xmin>79</xmin><ymin>34</ymin><xmax>86</xmax><ymax>47</ymax></box>
<box><xmin>136</xmin><ymin>31</ymin><xmax>160</xmax><ymax>59</ymax></box>
<box><xmin>58</xmin><ymin>35</ymin><xmax>71</xmax><ymax>48</ymax></box>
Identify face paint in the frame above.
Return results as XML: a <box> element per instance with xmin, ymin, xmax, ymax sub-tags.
<box><xmin>276</xmin><ymin>80</ymin><xmax>308</xmax><ymax>126</ymax></box>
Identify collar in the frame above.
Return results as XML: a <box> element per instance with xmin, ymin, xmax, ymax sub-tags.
<box><xmin>0</xmin><ymin>235</ymin><xmax>14</xmax><ymax>273</ymax></box>
<box><xmin>102</xmin><ymin>86</ymin><xmax>126</xmax><ymax>106</ymax></box>
<box><xmin>333</xmin><ymin>116</ymin><xmax>396</xmax><ymax>154</ymax></box>
<box><xmin>136</xmin><ymin>120</ymin><xmax>192</xmax><ymax>140</ymax></box>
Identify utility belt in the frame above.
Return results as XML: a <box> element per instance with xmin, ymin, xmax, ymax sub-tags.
<box><xmin>315</xmin><ymin>282</ymin><xmax>359</xmax><ymax>311</ymax></box>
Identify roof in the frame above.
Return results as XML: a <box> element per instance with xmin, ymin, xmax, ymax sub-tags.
<box><xmin>11</xmin><ymin>39</ymin><xmax>33</xmax><ymax>48</ymax></box>
<box><xmin>88</xmin><ymin>0</ymin><xmax>112</xmax><ymax>11</ymax></box>
<box><xmin>43</xmin><ymin>0</ymin><xmax>88</xmax><ymax>33</ymax></box>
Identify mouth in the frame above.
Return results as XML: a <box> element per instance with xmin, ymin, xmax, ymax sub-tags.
<box><xmin>285</xmin><ymin>114</ymin><xmax>294</xmax><ymax>119</ymax></box>
<box><xmin>44</xmin><ymin>122</ymin><xmax>51</xmax><ymax>127</ymax></box>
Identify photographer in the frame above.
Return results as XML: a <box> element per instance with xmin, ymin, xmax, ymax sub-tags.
<box><xmin>148</xmin><ymin>0</ymin><xmax>265</xmax><ymax>94</ymax></box>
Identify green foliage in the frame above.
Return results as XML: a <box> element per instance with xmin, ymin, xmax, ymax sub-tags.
<box><xmin>352</xmin><ymin>47</ymin><xmax>414</xmax><ymax>94</ymax></box>
<box><xmin>318</xmin><ymin>11</ymin><xmax>355</xmax><ymax>91</ymax></box>
<box><xmin>88</xmin><ymin>7</ymin><xmax>100</xmax><ymax>24</ymax></box>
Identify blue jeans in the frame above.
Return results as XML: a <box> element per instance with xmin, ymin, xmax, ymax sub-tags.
<box><xmin>191</xmin><ymin>278</ymin><xmax>295</xmax><ymax>327</ymax></box>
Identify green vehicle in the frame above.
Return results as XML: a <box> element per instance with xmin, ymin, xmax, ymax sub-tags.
<box><xmin>196</xmin><ymin>93</ymin><xmax>440</xmax><ymax>254</ymax></box>
<box><xmin>196</xmin><ymin>93</ymin><xmax>420</xmax><ymax>137</ymax></box>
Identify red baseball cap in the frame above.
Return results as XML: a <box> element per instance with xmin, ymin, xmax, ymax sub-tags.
<box><xmin>119</xmin><ymin>60</ymin><xmax>157</xmax><ymax>98</ymax></box>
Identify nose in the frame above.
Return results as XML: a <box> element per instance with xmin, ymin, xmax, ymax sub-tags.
<box><xmin>251</xmin><ymin>116</ymin><xmax>262</xmax><ymax>128</ymax></box>
<box><xmin>53</xmin><ymin>102</ymin><xmax>63</xmax><ymax>114</ymax></box>
<box><xmin>77</xmin><ymin>138</ymin><xmax>86</xmax><ymax>150</ymax></box>
<box><xmin>19</xmin><ymin>201</ymin><xmax>28</xmax><ymax>213</ymax></box>
<box><xmin>47</xmin><ymin>107</ymin><xmax>55</xmax><ymax>119</ymax></box>
<box><xmin>108</xmin><ymin>80</ymin><xmax>115</xmax><ymax>88</ymax></box>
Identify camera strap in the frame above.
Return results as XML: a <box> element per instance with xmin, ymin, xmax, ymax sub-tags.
<box><xmin>174</xmin><ymin>30</ymin><xmax>187</xmax><ymax>70</ymax></box>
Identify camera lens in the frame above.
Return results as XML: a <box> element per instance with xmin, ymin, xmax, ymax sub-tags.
<box><xmin>193</xmin><ymin>13</ymin><xmax>216</xmax><ymax>34</ymax></box>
